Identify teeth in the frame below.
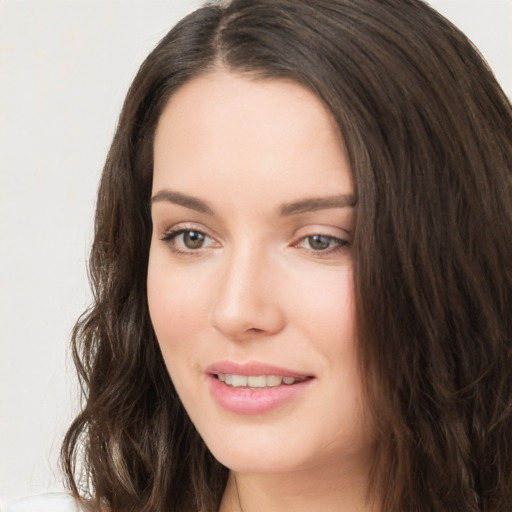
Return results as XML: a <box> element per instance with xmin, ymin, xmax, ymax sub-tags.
<box><xmin>217</xmin><ymin>374</ymin><xmax>305</xmax><ymax>388</ymax></box>
<box><xmin>247</xmin><ymin>375</ymin><xmax>266</xmax><ymax>387</ymax></box>
<box><xmin>266</xmin><ymin>375</ymin><xmax>283</xmax><ymax>387</ymax></box>
<box><xmin>231</xmin><ymin>374</ymin><xmax>247</xmax><ymax>387</ymax></box>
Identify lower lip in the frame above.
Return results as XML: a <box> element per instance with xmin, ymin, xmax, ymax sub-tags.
<box><xmin>207</xmin><ymin>375</ymin><xmax>314</xmax><ymax>415</ymax></box>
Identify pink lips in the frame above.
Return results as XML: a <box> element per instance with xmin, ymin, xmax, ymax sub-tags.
<box><xmin>206</xmin><ymin>361</ymin><xmax>314</xmax><ymax>415</ymax></box>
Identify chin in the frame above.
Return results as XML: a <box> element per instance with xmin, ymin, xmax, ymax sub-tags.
<box><xmin>211</xmin><ymin>445</ymin><xmax>305</xmax><ymax>475</ymax></box>
<box><xmin>198</xmin><ymin>415</ymin><xmax>377</xmax><ymax>479</ymax></box>
<box><xmin>199</xmin><ymin>423</ymin><xmax>329</xmax><ymax>476</ymax></box>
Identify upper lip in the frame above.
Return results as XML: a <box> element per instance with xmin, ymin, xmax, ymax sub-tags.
<box><xmin>205</xmin><ymin>360</ymin><xmax>314</xmax><ymax>378</ymax></box>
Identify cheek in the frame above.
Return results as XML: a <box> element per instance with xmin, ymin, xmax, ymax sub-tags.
<box><xmin>147</xmin><ymin>259</ymin><xmax>214</xmax><ymax>418</ymax></box>
<box><xmin>147</xmin><ymin>252</ymin><xmax>210</xmax><ymax>362</ymax></box>
<box><xmin>290</xmin><ymin>265</ymin><xmax>356</xmax><ymax>350</ymax></box>
<box><xmin>294</xmin><ymin>269</ymin><xmax>363</xmax><ymax>416</ymax></box>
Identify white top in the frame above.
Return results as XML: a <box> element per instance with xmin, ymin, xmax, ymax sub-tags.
<box><xmin>1</xmin><ymin>493</ymin><xmax>90</xmax><ymax>512</ymax></box>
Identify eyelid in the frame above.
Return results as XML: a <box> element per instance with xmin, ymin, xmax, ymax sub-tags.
<box><xmin>159</xmin><ymin>221</ymin><xmax>216</xmax><ymax>238</ymax></box>
<box><xmin>291</xmin><ymin>224</ymin><xmax>351</xmax><ymax>243</ymax></box>
<box><xmin>159</xmin><ymin>223</ymin><xmax>221</xmax><ymax>254</ymax></box>
<box><xmin>290</xmin><ymin>227</ymin><xmax>351</xmax><ymax>257</ymax></box>
<box><xmin>294</xmin><ymin>234</ymin><xmax>348</xmax><ymax>248</ymax></box>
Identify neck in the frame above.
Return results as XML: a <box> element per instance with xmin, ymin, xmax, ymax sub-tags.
<box><xmin>218</xmin><ymin>454</ymin><xmax>378</xmax><ymax>512</ymax></box>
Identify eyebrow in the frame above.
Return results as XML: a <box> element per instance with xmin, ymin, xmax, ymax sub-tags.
<box><xmin>151</xmin><ymin>189</ymin><xmax>356</xmax><ymax>217</ymax></box>
<box><xmin>151</xmin><ymin>189</ymin><xmax>214</xmax><ymax>215</ymax></box>
<box><xmin>279</xmin><ymin>194</ymin><xmax>356</xmax><ymax>216</ymax></box>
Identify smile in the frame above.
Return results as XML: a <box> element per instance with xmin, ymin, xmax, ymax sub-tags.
<box><xmin>216</xmin><ymin>373</ymin><xmax>308</xmax><ymax>388</ymax></box>
<box><xmin>207</xmin><ymin>363</ymin><xmax>315</xmax><ymax>414</ymax></box>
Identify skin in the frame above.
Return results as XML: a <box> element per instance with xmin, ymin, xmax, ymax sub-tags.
<box><xmin>147</xmin><ymin>70</ymin><xmax>376</xmax><ymax>512</ymax></box>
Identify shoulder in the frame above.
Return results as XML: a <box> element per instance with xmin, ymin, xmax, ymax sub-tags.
<box><xmin>1</xmin><ymin>493</ymin><xmax>92</xmax><ymax>512</ymax></box>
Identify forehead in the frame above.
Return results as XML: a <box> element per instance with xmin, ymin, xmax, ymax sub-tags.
<box><xmin>152</xmin><ymin>70</ymin><xmax>353</xmax><ymax>203</ymax></box>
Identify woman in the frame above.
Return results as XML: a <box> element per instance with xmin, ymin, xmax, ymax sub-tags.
<box><xmin>4</xmin><ymin>0</ymin><xmax>511</xmax><ymax>511</ymax></box>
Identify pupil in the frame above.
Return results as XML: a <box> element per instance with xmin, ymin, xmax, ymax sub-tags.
<box><xmin>184</xmin><ymin>231</ymin><xmax>204</xmax><ymax>249</ymax></box>
<box><xmin>309</xmin><ymin>235</ymin><xmax>330</xmax><ymax>250</ymax></box>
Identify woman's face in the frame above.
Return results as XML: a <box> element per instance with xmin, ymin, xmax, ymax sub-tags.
<box><xmin>148</xmin><ymin>71</ymin><xmax>373</xmax><ymax>476</ymax></box>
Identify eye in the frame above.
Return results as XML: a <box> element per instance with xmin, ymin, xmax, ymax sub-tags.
<box><xmin>295</xmin><ymin>234</ymin><xmax>349</xmax><ymax>253</ymax></box>
<box><xmin>160</xmin><ymin>228</ymin><xmax>217</xmax><ymax>253</ymax></box>
<box><xmin>180</xmin><ymin>230</ymin><xmax>207</xmax><ymax>249</ymax></box>
<box><xmin>307</xmin><ymin>235</ymin><xmax>336</xmax><ymax>251</ymax></box>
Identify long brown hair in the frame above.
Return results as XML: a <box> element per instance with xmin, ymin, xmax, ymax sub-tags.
<box><xmin>62</xmin><ymin>1</ymin><xmax>512</xmax><ymax>510</ymax></box>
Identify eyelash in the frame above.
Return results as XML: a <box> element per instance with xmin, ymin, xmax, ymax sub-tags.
<box><xmin>293</xmin><ymin>234</ymin><xmax>349</xmax><ymax>256</ymax></box>
<box><xmin>159</xmin><ymin>228</ymin><xmax>217</xmax><ymax>256</ymax></box>
<box><xmin>159</xmin><ymin>228</ymin><xmax>350</xmax><ymax>257</ymax></box>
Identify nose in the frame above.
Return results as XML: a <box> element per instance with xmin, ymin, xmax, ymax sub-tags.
<box><xmin>210</xmin><ymin>246</ymin><xmax>286</xmax><ymax>342</ymax></box>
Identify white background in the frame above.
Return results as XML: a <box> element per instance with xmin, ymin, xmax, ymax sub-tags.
<box><xmin>1</xmin><ymin>0</ymin><xmax>511</xmax><ymax>504</ymax></box>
